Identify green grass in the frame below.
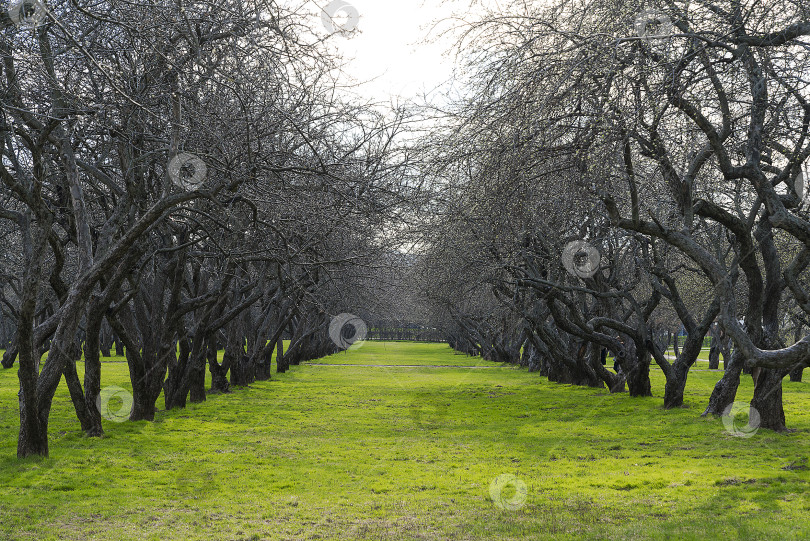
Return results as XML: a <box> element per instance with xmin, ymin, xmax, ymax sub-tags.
<box><xmin>662</xmin><ymin>347</ymin><xmax>720</xmax><ymax>362</ymax></box>
<box><xmin>312</xmin><ymin>341</ymin><xmax>492</xmax><ymax>366</ymax></box>
<box><xmin>0</xmin><ymin>341</ymin><xmax>808</xmax><ymax>540</ymax></box>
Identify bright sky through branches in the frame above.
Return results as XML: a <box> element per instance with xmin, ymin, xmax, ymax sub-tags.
<box><xmin>316</xmin><ymin>0</ymin><xmax>469</xmax><ymax>105</ymax></box>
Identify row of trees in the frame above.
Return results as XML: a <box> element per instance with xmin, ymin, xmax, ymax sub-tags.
<box><xmin>0</xmin><ymin>0</ymin><xmax>411</xmax><ymax>456</ymax></box>
<box><xmin>417</xmin><ymin>0</ymin><xmax>810</xmax><ymax>431</ymax></box>
<box><xmin>4</xmin><ymin>0</ymin><xmax>808</xmax><ymax>459</ymax></box>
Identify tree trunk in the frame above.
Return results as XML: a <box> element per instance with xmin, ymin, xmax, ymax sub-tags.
<box><xmin>719</xmin><ymin>335</ymin><xmax>732</xmax><ymax>370</ymax></box>
<box><xmin>82</xmin><ymin>313</ymin><xmax>105</xmax><ymax>436</ymax></box>
<box><xmin>663</xmin><ymin>362</ymin><xmax>689</xmax><ymax>409</ymax></box>
<box><xmin>620</xmin><ymin>341</ymin><xmax>652</xmax><ymax>397</ymax></box>
<box><xmin>188</xmin><ymin>336</ymin><xmax>208</xmax><ymax>403</ymax></box>
<box><xmin>17</xmin><ymin>213</ymin><xmax>61</xmax><ymax>457</ymax></box>
<box><xmin>578</xmin><ymin>341</ymin><xmax>605</xmax><ymax>388</ymax></box>
<box><xmin>17</xmin><ymin>217</ymin><xmax>50</xmax><ymax>457</ymax></box>
<box><xmin>750</xmin><ymin>368</ymin><xmax>787</xmax><ymax>432</ymax></box>
<box><xmin>526</xmin><ymin>340</ymin><xmax>543</xmax><ymax>373</ymax></box>
<box><xmin>626</xmin><ymin>361</ymin><xmax>652</xmax><ymax>397</ymax></box>
<box><xmin>165</xmin><ymin>337</ymin><xmax>191</xmax><ymax>409</ymax></box>
<box><xmin>589</xmin><ymin>343</ymin><xmax>623</xmax><ymax>392</ymax></box>
<box><xmin>519</xmin><ymin>339</ymin><xmax>530</xmax><ymax>367</ymax></box>
<box><xmin>255</xmin><ymin>344</ymin><xmax>273</xmax><ymax>380</ymax></box>
<box><xmin>110</xmin><ymin>312</ymin><xmax>154</xmax><ymax>421</ymax></box>
<box><xmin>99</xmin><ymin>321</ymin><xmax>112</xmax><ymax>358</ymax></box>
<box><xmin>208</xmin><ymin>335</ymin><xmax>230</xmax><ymax>393</ymax></box>
<box><xmin>2</xmin><ymin>340</ymin><xmax>18</xmax><ymax>368</ymax></box>
<box><xmin>130</xmin><ymin>372</ymin><xmax>155</xmax><ymax>421</ymax></box>
<box><xmin>708</xmin><ymin>334</ymin><xmax>720</xmax><ymax>370</ymax></box>
<box><xmin>276</xmin><ymin>336</ymin><xmax>288</xmax><ymax>373</ymax></box>
<box><xmin>62</xmin><ymin>343</ymin><xmax>93</xmax><ymax>432</ymax></box>
<box><xmin>752</xmin><ymin>217</ymin><xmax>787</xmax><ymax>429</ymax></box>
<box><xmin>703</xmin><ymin>355</ymin><xmax>742</xmax><ymax>416</ymax></box>
<box><xmin>231</xmin><ymin>354</ymin><xmax>254</xmax><ymax>387</ymax></box>
<box><xmin>788</xmin><ymin>324</ymin><xmax>806</xmax><ymax>382</ymax></box>
<box><xmin>660</xmin><ymin>328</ymin><xmax>708</xmax><ymax>409</ymax></box>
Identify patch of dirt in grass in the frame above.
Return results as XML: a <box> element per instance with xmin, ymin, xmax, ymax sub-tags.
<box><xmin>715</xmin><ymin>477</ymin><xmax>757</xmax><ymax>486</ymax></box>
<box><xmin>781</xmin><ymin>458</ymin><xmax>808</xmax><ymax>471</ymax></box>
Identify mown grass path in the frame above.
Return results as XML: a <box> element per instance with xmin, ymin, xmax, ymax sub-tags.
<box><xmin>0</xmin><ymin>342</ymin><xmax>808</xmax><ymax>540</ymax></box>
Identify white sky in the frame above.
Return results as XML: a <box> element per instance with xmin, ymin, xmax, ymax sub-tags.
<box><xmin>313</xmin><ymin>0</ymin><xmax>473</xmax><ymax>106</ymax></box>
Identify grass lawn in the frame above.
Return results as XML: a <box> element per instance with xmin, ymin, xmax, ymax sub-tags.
<box><xmin>0</xmin><ymin>341</ymin><xmax>808</xmax><ymax>540</ymax></box>
<box><xmin>662</xmin><ymin>347</ymin><xmax>720</xmax><ymax>362</ymax></box>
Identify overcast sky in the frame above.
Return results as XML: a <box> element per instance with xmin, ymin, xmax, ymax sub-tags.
<box><xmin>315</xmin><ymin>0</ymin><xmax>472</xmax><ymax>106</ymax></box>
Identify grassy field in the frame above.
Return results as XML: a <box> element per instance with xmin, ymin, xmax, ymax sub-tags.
<box><xmin>662</xmin><ymin>347</ymin><xmax>720</xmax><ymax>362</ymax></box>
<box><xmin>0</xmin><ymin>341</ymin><xmax>808</xmax><ymax>540</ymax></box>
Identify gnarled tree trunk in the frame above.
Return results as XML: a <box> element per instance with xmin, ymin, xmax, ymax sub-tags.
<box><xmin>751</xmin><ymin>368</ymin><xmax>787</xmax><ymax>432</ymax></box>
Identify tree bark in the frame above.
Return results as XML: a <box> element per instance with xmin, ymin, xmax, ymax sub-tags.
<box><xmin>62</xmin><ymin>341</ymin><xmax>93</xmax><ymax>432</ymax></box>
<box><xmin>188</xmin><ymin>334</ymin><xmax>208</xmax><ymax>403</ymax></box>
<box><xmin>750</xmin><ymin>368</ymin><xmax>787</xmax><ymax>432</ymax></box>
<box><xmin>621</xmin><ymin>341</ymin><xmax>652</xmax><ymax>397</ymax></box>
<box><xmin>703</xmin><ymin>354</ymin><xmax>743</xmax><ymax>416</ymax></box>
<box><xmin>165</xmin><ymin>337</ymin><xmax>192</xmax><ymax>409</ymax></box>
<box><xmin>99</xmin><ymin>320</ymin><xmax>112</xmax><ymax>358</ymax></box>
<box><xmin>109</xmin><ymin>310</ymin><xmax>154</xmax><ymax>421</ymax></box>
<box><xmin>625</xmin><ymin>360</ymin><xmax>652</xmax><ymax>396</ymax></box>
<box><xmin>82</xmin><ymin>311</ymin><xmax>105</xmax><ymax>436</ymax></box>
<box><xmin>2</xmin><ymin>340</ymin><xmax>18</xmax><ymax>368</ymax></box>
<box><xmin>276</xmin><ymin>334</ymin><xmax>288</xmax><ymax>373</ymax></box>
<box><xmin>708</xmin><ymin>333</ymin><xmax>720</xmax><ymax>369</ymax></box>
<box><xmin>663</xmin><ymin>362</ymin><xmax>689</xmax><ymax>409</ymax></box>
<box><xmin>208</xmin><ymin>334</ymin><xmax>230</xmax><ymax>393</ymax></box>
<box><xmin>17</xmin><ymin>215</ymin><xmax>50</xmax><ymax>457</ymax></box>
